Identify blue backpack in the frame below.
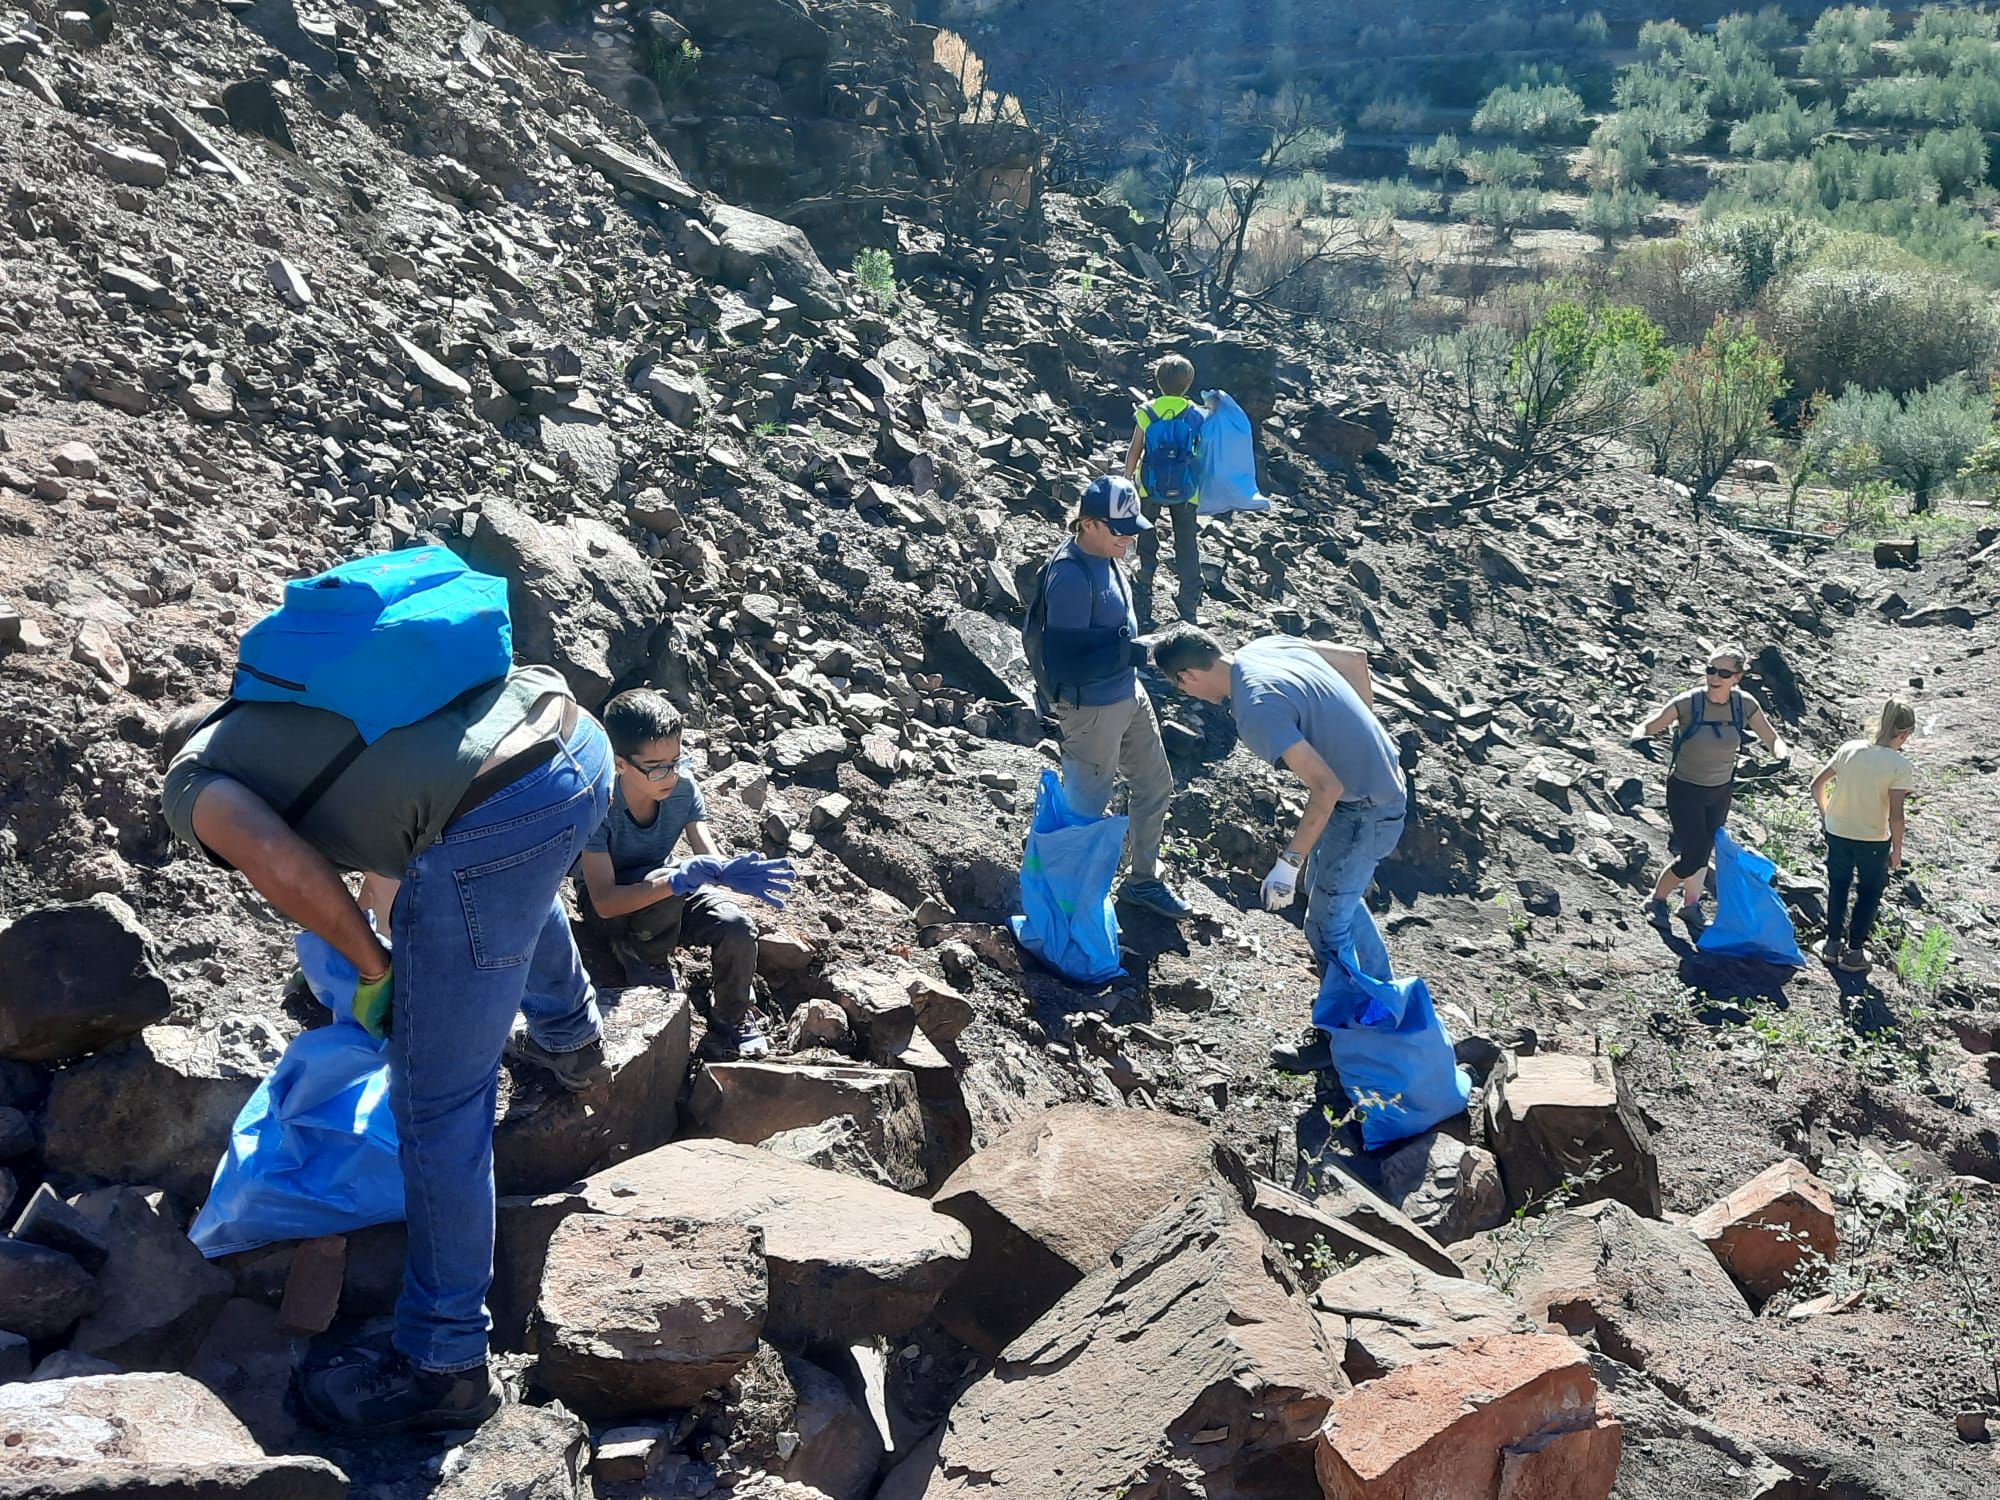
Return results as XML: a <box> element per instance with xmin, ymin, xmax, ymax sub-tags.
<box><xmin>1141</xmin><ymin>401</ymin><xmax>1204</xmax><ymax>504</ymax></box>
<box><xmin>210</xmin><ymin>547</ymin><xmax>513</xmax><ymax>823</ymax></box>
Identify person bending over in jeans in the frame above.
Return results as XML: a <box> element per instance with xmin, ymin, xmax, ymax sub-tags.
<box><xmin>1810</xmin><ymin>698</ymin><xmax>1917</xmax><ymax>975</ymax></box>
<box><xmin>578</xmin><ymin>689</ymin><xmax>794</xmax><ymax>1061</ymax></box>
<box><xmin>1154</xmin><ymin>625</ymin><xmax>1406</xmax><ymax>1075</ymax></box>
<box><xmin>1633</xmin><ymin>645</ymin><xmax>1788</xmax><ymax>934</ymax></box>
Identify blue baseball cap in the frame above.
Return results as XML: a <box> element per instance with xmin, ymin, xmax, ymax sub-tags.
<box><xmin>1079</xmin><ymin>475</ymin><xmax>1151</xmax><ymax>535</ymax></box>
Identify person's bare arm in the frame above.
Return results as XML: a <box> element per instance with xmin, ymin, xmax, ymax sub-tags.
<box><xmin>1748</xmin><ymin>707</ymin><xmax>1788</xmax><ymax>760</ymax></box>
<box><xmin>579</xmin><ymin>848</ymin><xmax>675</xmax><ymax>919</ymax></box>
<box><xmin>1635</xmin><ymin>701</ymin><xmax>1678</xmax><ymax>738</ymax></box>
<box><xmin>1809</xmin><ymin>761</ymin><xmax>1837</xmax><ymax>818</ymax></box>
<box><xmin>1279</xmin><ymin>739</ymin><xmax>1347</xmax><ymax>861</ymax></box>
<box><xmin>683</xmin><ymin>820</ymin><xmax>720</xmax><ymax>858</ymax></box>
<box><xmin>1308</xmin><ymin>643</ymin><xmax>1373</xmax><ymax>707</ymax></box>
<box><xmin>1123</xmin><ymin>425</ymin><xmax>1145</xmax><ymax>481</ymax></box>
<box><xmin>1888</xmin><ymin>788</ymin><xmax>1909</xmax><ymax>869</ymax></box>
<box><xmin>190</xmin><ymin>778</ymin><xmax>389</xmax><ymax>976</ymax></box>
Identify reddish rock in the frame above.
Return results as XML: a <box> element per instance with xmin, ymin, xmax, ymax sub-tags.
<box><xmin>1686</xmin><ymin>1158</ymin><xmax>1837</xmax><ymax>1305</ymax></box>
<box><xmin>535</xmin><ymin>1215</ymin><xmax>765</xmax><ymax>1418</ymax></box>
<box><xmin>914</xmin><ymin>1184</ymin><xmax>1340</xmax><ymax>1499</ymax></box>
<box><xmin>930</xmin><ymin>1103</ymin><xmax>1247</xmax><ymax>1354</ymax></box>
<box><xmin>1316</xmin><ymin>1334</ymin><xmax>1619</xmax><ymax>1500</ymax></box>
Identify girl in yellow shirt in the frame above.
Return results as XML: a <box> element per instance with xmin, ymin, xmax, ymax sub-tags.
<box><xmin>1809</xmin><ymin>699</ymin><xmax>1917</xmax><ymax>973</ymax></box>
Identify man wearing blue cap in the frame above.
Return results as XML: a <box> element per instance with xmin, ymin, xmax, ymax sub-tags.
<box><xmin>1023</xmin><ymin>476</ymin><xmax>1191</xmax><ymax>920</ymax></box>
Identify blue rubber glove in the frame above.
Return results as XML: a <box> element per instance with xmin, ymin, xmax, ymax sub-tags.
<box><xmin>666</xmin><ymin>854</ymin><xmax>797</xmax><ymax>909</ymax></box>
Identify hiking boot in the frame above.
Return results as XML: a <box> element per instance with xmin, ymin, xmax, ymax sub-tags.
<box><xmin>1838</xmin><ymin>946</ymin><xmax>1871</xmax><ymax>974</ymax></box>
<box><xmin>1820</xmin><ymin>936</ymin><xmax>1846</xmax><ymax>963</ymax></box>
<box><xmin>1270</xmin><ymin>1029</ymin><xmax>1334</xmax><ymax>1074</ymax></box>
<box><xmin>506</xmin><ymin>1032</ymin><xmax>609</xmax><ymax>1093</ymax></box>
<box><xmin>1679</xmin><ymin>901</ymin><xmax>1708</xmax><ymax>935</ymax></box>
<box><xmin>300</xmin><ymin>1348</ymin><xmax>501</xmax><ymax>1437</ymax></box>
<box><xmin>1642</xmin><ymin>898</ymin><xmax>1673</xmax><ymax>930</ymax></box>
<box><xmin>1119</xmin><ymin>878</ymin><xmax>1193</xmax><ymax>921</ymax></box>
<box><xmin>698</xmin><ymin>1014</ymin><xmax>772</xmax><ymax>1062</ymax></box>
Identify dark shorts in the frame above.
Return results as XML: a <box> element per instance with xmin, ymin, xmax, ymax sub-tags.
<box><xmin>1664</xmin><ymin>775</ymin><xmax>1733</xmax><ymax>879</ymax></box>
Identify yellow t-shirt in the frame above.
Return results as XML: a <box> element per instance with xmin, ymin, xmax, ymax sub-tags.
<box><xmin>1820</xmin><ymin>740</ymin><xmax>1915</xmax><ymax>842</ymax></box>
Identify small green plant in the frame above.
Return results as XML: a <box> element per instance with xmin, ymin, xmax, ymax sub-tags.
<box><xmin>852</xmin><ymin>248</ymin><xmax>897</xmax><ymax>309</ymax></box>
<box><xmin>1479</xmin><ymin>1154</ymin><xmax>1613</xmax><ymax>1294</ymax></box>
<box><xmin>1896</xmin><ymin>921</ymin><xmax>1955</xmax><ymax>995</ymax></box>
<box><xmin>650</xmin><ymin>37</ymin><xmax>701</xmax><ymax>101</ymax></box>
<box><xmin>1741</xmin><ymin>791</ymin><xmax>1818</xmax><ymax>876</ymax></box>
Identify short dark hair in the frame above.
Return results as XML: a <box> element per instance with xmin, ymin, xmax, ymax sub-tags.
<box><xmin>1152</xmin><ymin>625</ymin><xmax>1223</xmax><ymax>681</ymax></box>
<box><xmin>602</xmin><ymin>689</ymin><xmax>683</xmax><ymax>760</ymax></box>
<box><xmin>160</xmin><ymin>699</ymin><xmax>224</xmax><ymax>768</ymax></box>
<box><xmin>1154</xmin><ymin>354</ymin><xmax>1194</xmax><ymax>395</ymax></box>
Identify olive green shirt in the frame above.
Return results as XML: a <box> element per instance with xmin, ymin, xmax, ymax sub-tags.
<box><xmin>162</xmin><ymin>665</ymin><xmax>568</xmax><ymax>877</ymax></box>
<box><xmin>1670</xmin><ymin>688</ymin><xmax>1762</xmax><ymax>788</ymax></box>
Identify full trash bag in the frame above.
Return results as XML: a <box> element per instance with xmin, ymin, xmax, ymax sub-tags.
<box><xmin>1011</xmin><ymin>769</ymin><xmax>1128</xmax><ymax>985</ymax></box>
<box><xmin>1698</xmin><ymin>826</ymin><xmax>1806</xmax><ymax>966</ymax></box>
<box><xmin>1196</xmin><ymin>390</ymin><xmax>1272</xmax><ymax>517</ymax></box>
<box><xmin>189</xmin><ymin>931</ymin><xmax>403</xmax><ymax>1257</ymax></box>
<box><xmin>1312</xmin><ymin>948</ymin><xmax>1472</xmax><ymax>1150</ymax></box>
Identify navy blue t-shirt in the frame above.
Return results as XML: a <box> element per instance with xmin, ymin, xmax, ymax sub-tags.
<box><xmin>1042</xmin><ymin>541</ymin><xmax>1136</xmax><ymax>707</ymax></box>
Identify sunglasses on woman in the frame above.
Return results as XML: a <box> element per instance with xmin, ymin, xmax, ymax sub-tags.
<box><xmin>1705</xmin><ymin>666</ymin><xmax>1739</xmax><ymax>678</ymax></box>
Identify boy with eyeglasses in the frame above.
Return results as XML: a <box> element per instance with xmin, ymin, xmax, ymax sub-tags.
<box><xmin>578</xmin><ymin>689</ymin><xmax>794</xmax><ymax>1060</ymax></box>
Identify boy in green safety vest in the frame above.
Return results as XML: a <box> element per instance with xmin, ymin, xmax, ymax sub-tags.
<box><xmin>1123</xmin><ymin>352</ymin><xmax>1205</xmax><ymax>629</ymax></box>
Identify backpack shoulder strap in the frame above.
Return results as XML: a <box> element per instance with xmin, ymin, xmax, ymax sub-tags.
<box><xmin>280</xmin><ymin>734</ymin><xmax>367</xmax><ymax>826</ymax></box>
<box><xmin>1730</xmin><ymin>689</ymin><xmax>1746</xmax><ymax>736</ymax></box>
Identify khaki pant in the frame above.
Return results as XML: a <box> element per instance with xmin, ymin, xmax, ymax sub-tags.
<box><xmin>1055</xmin><ymin>680</ymin><xmax>1171</xmax><ymax>885</ymax></box>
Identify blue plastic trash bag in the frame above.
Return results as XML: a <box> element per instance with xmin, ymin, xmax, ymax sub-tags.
<box><xmin>189</xmin><ymin>932</ymin><xmax>403</xmax><ymax>1257</ymax></box>
<box><xmin>1011</xmin><ymin>769</ymin><xmax>1128</xmax><ymax>984</ymax></box>
<box><xmin>1196</xmin><ymin>390</ymin><xmax>1272</xmax><ymax>517</ymax></box>
<box><xmin>1698</xmin><ymin>827</ymin><xmax>1805</xmax><ymax>966</ymax></box>
<box><xmin>1312</xmin><ymin>949</ymin><xmax>1472</xmax><ymax>1150</ymax></box>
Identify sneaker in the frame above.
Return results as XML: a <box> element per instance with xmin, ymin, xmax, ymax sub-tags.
<box><xmin>1270</xmin><ymin>1029</ymin><xmax>1335</xmax><ymax>1074</ymax></box>
<box><xmin>300</xmin><ymin>1348</ymin><xmax>501</xmax><ymax>1436</ymax></box>
<box><xmin>1679</xmin><ymin>901</ymin><xmax>1708</xmax><ymax>935</ymax></box>
<box><xmin>1119</xmin><ymin>878</ymin><xmax>1194</xmax><ymax>921</ymax></box>
<box><xmin>698</xmin><ymin>1015</ymin><xmax>772</xmax><ymax>1063</ymax></box>
<box><xmin>506</xmin><ymin>1032</ymin><xmax>609</xmax><ymax>1093</ymax></box>
<box><xmin>1643</xmin><ymin>898</ymin><xmax>1673</xmax><ymax>930</ymax></box>
<box><xmin>1838</xmin><ymin>947</ymin><xmax>1871</xmax><ymax>974</ymax></box>
<box><xmin>1820</xmin><ymin>936</ymin><xmax>1846</xmax><ymax>963</ymax></box>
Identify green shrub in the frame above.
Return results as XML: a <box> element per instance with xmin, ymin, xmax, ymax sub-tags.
<box><xmin>1639</xmin><ymin>315</ymin><xmax>1789</xmax><ymax>500</ymax></box>
<box><xmin>1801</xmin><ymin>6</ymin><xmax>1892</xmax><ymax>83</ymax></box>
<box><xmin>1358</xmin><ymin>94</ymin><xmax>1430</xmax><ymax>132</ymax></box>
<box><xmin>1580</xmin><ymin>186</ymin><xmax>1660</xmax><ymax>248</ymax></box>
<box><xmin>1472</xmin><ymin>82</ymin><xmax>1586</xmax><ymax>139</ymax></box>
<box><xmin>1685</xmin><ymin>210</ymin><xmax>1831</xmax><ymax>302</ymax></box>
<box><xmin>1717</xmin><ymin>7</ymin><xmax>1795</xmax><ymax>54</ymax></box>
<box><xmin>1729</xmin><ymin>98</ymin><xmax>1838</xmax><ymax>158</ymax></box>
<box><xmin>1806</xmin><ymin>140</ymin><xmax>1937</xmax><ymax>209</ymax></box>
<box><xmin>1609</xmin><ymin>239</ymin><xmax>1741</xmax><ymax>342</ymax></box>
<box><xmin>1461</xmin><ymin>145</ymin><xmax>1543</xmax><ymax>188</ymax></box>
<box><xmin>1902</xmin><ymin>5</ymin><xmax>1998</xmax><ymax>74</ymax></box>
<box><xmin>1812</xmin><ymin>377</ymin><xmax>1991</xmax><ymax>509</ymax></box>
<box><xmin>1584</xmin><ymin>116</ymin><xmax>1657</xmax><ymax>189</ymax></box>
<box><xmin>1912</xmin><ymin>125</ymin><xmax>1989</xmax><ymax>201</ymax></box>
<box><xmin>647</xmin><ymin>36</ymin><xmax>702</xmax><ymax>101</ymax></box>
<box><xmin>851</xmin><ymin>248</ymin><xmax>897</xmax><ymax>308</ymax></box>
<box><xmin>1408</xmin><ymin>131</ymin><xmax>1463</xmax><ymax>186</ymax></box>
<box><xmin>1769</xmin><ymin>237</ymin><xmax>2000</xmax><ymax>395</ymax></box>
<box><xmin>1453</xmin><ymin>184</ymin><xmax>1547</xmax><ymax>241</ymax></box>
<box><xmin>1345</xmin><ymin>177</ymin><xmax>1441</xmax><ymax>219</ymax></box>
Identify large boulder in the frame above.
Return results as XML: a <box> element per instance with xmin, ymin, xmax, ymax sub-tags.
<box><xmin>689</xmin><ymin>1063</ymin><xmax>926</xmax><ymax>1192</ymax></box>
<box><xmin>1266</xmin><ymin>1165</ymin><xmax>1463</xmax><ymax>1277</ymax></box>
<box><xmin>674</xmin><ymin>0</ymin><xmax>831</xmax><ymax>67</ymax></box>
<box><xmin>535</xmin><ymin>1215</ymin><xmax>765</xmax><ymax>1419</ymax></box>
<box><xmin>494</xmin><ymin>986</ymin><xmax>690</xmax><ymax>1196</ymax></box>
<box><xmin>454</xmin><ymin>501</ymin><xmax>666</xmax><ymax>709</ymax></box>
<box><xmin>709</xmin><ymin>203</ymin><xmax>842</xmax><ymax>320</ymax></box>
<box><xmin>1686</xmin><ymin>1157</ymin><xmax>1837</xmax><ymax>1307</ymax></box>
<box><xmin>1589</xmin><ymin>1355</ymin><xmax>1791</xmax><ymax>1500</ymax></box>
<box><xmin>1451</xmin><ymin>1200</ymin><xmax>1751</xmax><ymax>1411</ymax></box>
<box><xmin>1376</xmin><ymin>1130</ymin><xmax>1508</xmax><ymax>1245</ymax></box>
<box><xmin>1482</xmin><ymin>1052</ymin><xmax>1662</xmax><ymax>1219</ymax></box>
<box><xmin>1316</xmin><ymin>1334</ymin><xmax>1620</xmax><ymax>1500</ymax></box>
<box><xmin>41</xmin><ymin>1017</ymin><xmax>281</xmax><ymax>1206</ymax></box>
<box><xmin>930</xmin><ymin>1104</ymin><xmax>1249</xmax><ymax>1355</ymax></box>
<box><xmin>0</xmin><ymin>896</ymin><xmax>172</xmax><ymax>1064</ymax></box>
<box><xmin>909</xmin><ymin>1184</ymin><xmax>1340</xmax><ymax>1499</ymax></box>
<box><xmin>1313</xmin><ymin>1256</ymin><xmax>1537</xmax><ymax>1382</ymax></box>
<box><xmin>0</xmin><ymin>1372</ymin><xmax>347</xmax><ymax>1497</ymax></box>
<box><xmin>0</xmin><ymin>1238</ymin><xmax>98</xmax><ymax>1341</ymax></box>
<box><xmin>69</xmin><ymin>1186</ymin><xmax>233</xmax><ymax>1370</ymax></box>
<box><xmin>553</xmin><ymin>1140</ymin><xmax>969</xmax><ymax>1345</ymax></box>
<box><xmin>926</xmin><ymin>612</ymin><xmax>1036</xmax><ymax>709</ymax></box>
<box><xmin>1190</xmin><ymin>334</ymin><xmax>1281</xmax><ymax>423</ymax></box>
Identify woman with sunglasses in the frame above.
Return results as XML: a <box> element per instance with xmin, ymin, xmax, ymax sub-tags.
<box><xmin>1633</xmin><ymin>646</ymin><xmax>1787</xmax><ymax>931</ymax></box>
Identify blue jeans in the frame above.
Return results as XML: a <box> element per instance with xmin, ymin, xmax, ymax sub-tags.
<box><xmin>387</xmin><ymin>713</ymin><xmax>612</xmax><ymax>1372</ymax></box>
<box><xmin>1304</xmin><ymin>802</ymin><xmax>1407</xmax><ymax>992</ymax></box>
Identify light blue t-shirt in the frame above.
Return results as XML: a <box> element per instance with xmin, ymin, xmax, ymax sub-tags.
<box><xmin>586</xmin><ymin>775</ymin><xmax>709</xmax><ymax>883</ymax></box>
<box><xmin>1231</xmin><ymin>637</ymin><xmax>1405</xmax><ymax>814</ymax></box>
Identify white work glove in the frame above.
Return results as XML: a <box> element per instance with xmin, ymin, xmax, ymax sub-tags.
<box><xmin>1260</xmin><ymin>855</ymin><xmax>1301</xmax><ymax>911</ymax></box>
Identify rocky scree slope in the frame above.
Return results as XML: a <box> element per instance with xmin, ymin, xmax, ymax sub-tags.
<box><xmin>0</xmin><ymin>0</ymin><xmax>1996</xmax><ymax>1497</ymax></box>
